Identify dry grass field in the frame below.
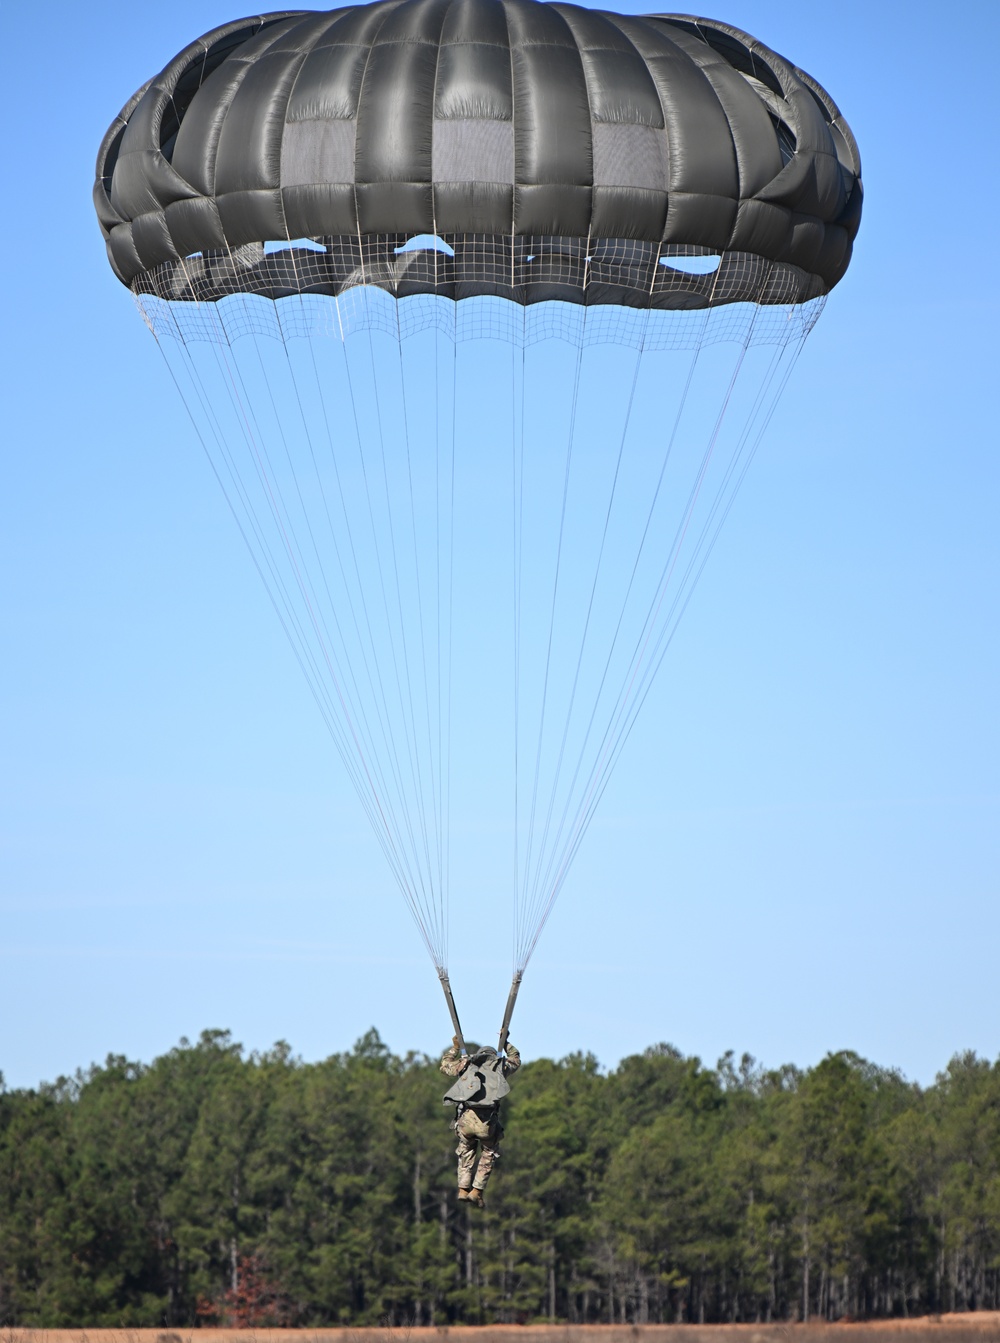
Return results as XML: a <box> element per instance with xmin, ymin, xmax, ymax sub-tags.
<box><xmin>5</xmin><ymin>1317</ymin><xmax>1000</xmax><ymax>1343</ymax></box>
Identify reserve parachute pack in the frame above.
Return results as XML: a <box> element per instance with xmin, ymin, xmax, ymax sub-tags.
<box><xmin>443</xmin><ymin>1049</ymin><xmax>511</xmax><ymax>1110</ymax></box>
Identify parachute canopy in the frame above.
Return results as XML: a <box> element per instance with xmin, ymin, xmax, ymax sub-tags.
<box><xmin>95</xmin><ymin>2</ymin><xmax>861</xmax><ymax>309</ymax></box>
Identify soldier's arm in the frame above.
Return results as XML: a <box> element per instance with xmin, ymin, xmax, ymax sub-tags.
<box><xmin>440</xmin><ymin>1036</ymin><xmax>467</xmax><ymax>1077</ymax></box>
<box><xmin>503</xmin><ymin>1043</ymin><xmax>521</xmax><ymax>1075</ymax></box>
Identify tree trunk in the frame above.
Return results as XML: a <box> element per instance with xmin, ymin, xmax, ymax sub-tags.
<box><xmin>412</xmin><ymin>1149</ymin><xmax>422</xmax><ymax>1324</ymax></box>
<box><xmin>231</xmin><ymin>1169</ymin><xmax>241</xmax><ymax>1293</ymax></box>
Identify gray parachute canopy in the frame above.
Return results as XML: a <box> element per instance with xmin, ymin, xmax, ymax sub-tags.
<box><xmin>443</xmin><ymin>1050</ymin><xmax>512</xmax><ymax>1109</ymax></box>
<box><xmin>95</xmin><ymin>0</ymin><xmax>862</xmax><ymax>310</ymax></box>
<box><xmin>92</xmin><ymin>1</ymin><xmax>863</xmax><ymax>1004</ymax></box>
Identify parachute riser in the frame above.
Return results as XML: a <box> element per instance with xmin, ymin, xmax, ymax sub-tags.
<box><xmin>497</xmin><ymin>971</ymin><xmax>522</xmax><ymax>1056</ymax></box>
<box><xmin>438</xmin><ymin>970</ymin><xmax>465</xmax><ymax>1053</ymax></box>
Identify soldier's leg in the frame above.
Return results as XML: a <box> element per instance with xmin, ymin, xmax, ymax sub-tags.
<box><xmin>472</xmin><ymin>1132</ymin><xmax>501</xmax><ymax>1192</ymax></box>
<box><xmin>455</xmin><ymin>1131</ymin><xmax>477</xmax><ymax>1191</ymax></box>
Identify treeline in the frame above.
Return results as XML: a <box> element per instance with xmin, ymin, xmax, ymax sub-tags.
<box><xmin>1</xmin><ymin>1030</ymin><xmax>999</xmax><ymax>1327</ymax></box>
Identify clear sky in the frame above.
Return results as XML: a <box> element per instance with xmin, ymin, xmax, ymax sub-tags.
<box><xmin>2</xmin><ymin>0</ymin><xmax>998</xmax><ymax>1093</ymax></box>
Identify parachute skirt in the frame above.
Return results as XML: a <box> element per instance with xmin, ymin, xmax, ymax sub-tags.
<box><xmin>138</xmin><ymin>285</ymin><xmax>825</xmax><ymax>356</ymax></box>
<box><xmin>133</xmin><ymin>234</ymin><xmax>829</xmax><ymax>312</ymax></box>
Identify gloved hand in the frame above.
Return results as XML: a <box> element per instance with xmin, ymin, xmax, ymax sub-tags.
<box><xmin>452</xmin><ymin>1034</ymin><xmax>461</xmax><ymax>1048</ymax></box>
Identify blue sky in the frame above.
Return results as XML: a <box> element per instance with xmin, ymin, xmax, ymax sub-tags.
<box><xmin>2</xmin><ymin>0</ymin><xmax>998</xmax><ymax>1092</ymax></box>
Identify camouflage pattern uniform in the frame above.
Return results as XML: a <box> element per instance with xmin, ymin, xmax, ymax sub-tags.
<box><xmin>440</xmin><ymin>1042</ymin><xmax>521</xmax><ymax>1194</ymax></box>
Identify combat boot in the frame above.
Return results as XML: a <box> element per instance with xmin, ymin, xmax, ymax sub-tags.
<box><xmin>457</xmin><ymin>1187</ymin><xmax>471</xmax><ymax>1201</ymax></box>
<box><xmin>468</xmin><ymin>1187</ymin><xmax>485</xmax><ymax>1209</ymax></box>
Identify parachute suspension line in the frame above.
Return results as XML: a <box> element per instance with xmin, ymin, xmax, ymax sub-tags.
<box><xmin>198</xmin><ymin>303</ymin><xmax>381</xmax><ymax>791</ymax></box>
<box><xmin>234</xmin><ymin>299</ymin><xmax>434</xmax><ymax>922</ymax></box>
<box><xmin>543</xmin><ymin>313</ymin><xmax>815</xmax><ymax>918</ymax></box>
<box><xmin>210</xmin><ymin>309</ymin><xmax>429</xmax><ymax>918</ymax></box>
<box><xmin>396</xmin><ymin>320</ymin><xmax>440</xmax><ymax>899</ymax></box>
<box><xmin>156</xmin><ymin>268</ymin><xmax>448</xmax><ymax>970</ymax></box>
<box><xmin>142</xmin><ymin>278</ymin><xmax>819</xmax><ymax>988</ymax></box>
<box><xmin>511</xmin><ymin>304</ymin><xmax>528</xmax><ymax>974</ymax></box>
<box><xmin>319</xmin><ymin>312</ymin><xmax>443</xmax><ymax>959</ymax></box>
<box><xmin>517</xmin><ymin>307</ymin><xmax>589</xmax><ymax>967</ymax></box>
<box><xmin>361</xmin><ymin>321</ymin><xmax>442</xmax><ymax>957</ymax></box>
<box><xmin>325</xmin><ymin>307</ymin><xmax>444</xmax><ymax>965</ymax></box>
<box><xmin>284</xmin><ymin>302</ymin><xmax>446</xmax><ymax>940</ymax></box>
<box><xmin>532</xmin><ymin>316</ymin><xmax>761</xmax><ymax>932</ymax></box>
<box><xmin>197</xmin><ymin>307</ymin><xmax>326</xmax><ymax>675</ymax></box>
<box><xmin>148</xmin><ymin>302</ymin><xmax>418</xmax><ymax>913</ymax></box>
<box><xmin>511</xmin><ymin>296</ymin><xmax>815</xmax><ymax>973</ymax></box>
<box><xmin>394</xmin><ymin>304</ymin><xmax>447</xmax><ymax>965</ymax></box>
<box><xmin>427</xmin><ymin>231</ymin><xmax>447</xmax><ymax>965</ymax></box>
<box><xmin>513</xmin><ymin>302</ymin><xmax>698</xmax><ymax>975</ymax></box>
<box><xmin>384</xmin><ymin>311</ymin><xmax>448</xmax><ymax>967</ymax></box>
<box><xmin>146</xmin><ymin>308</ymin><xmax>302</xmax><ymax>662</ymax></box>
<box><xmin>618</xmin><ymin>331</ymin><xmax>809</xmax><ymax>752</ymax></box>
<box><xmin>264</xmin><ymin>254</ymin><xmax>364</xmax><ymax>702</ymax></box>
<box><xmin>164</xmin><ymin>310</ymin><xmax>358</xmax><ymax>779</ymax></box>
<box><xmin>635</xmin><ymin>335</ymin><xmax>808</xmax><ymax>706</ymax></box>
<box><xmin>202</xmin><ymin>315</ymin><xmax>354</xmax><ymax>737</ymax></box>
<box><xmin>277</xmin><ymin>290</ymin><xmax>415</xmax><ymax>840</ymax></box>
<box><xmin>246</xmin><ymin>319</ymin><xmax>391</xmax><ymax>798</ymax></box>
<box><xmin>148</xmin><ymin>328</ymin><xmax>351</xmax><ymax>761</ymax></box>
<box><xmin>536</xmin><ymin>320</ymin><xmax>709</xmax><ymax>828</ymax></box>
<box><xmin>282</xmin><ymin>328</ymin><xmax>390</xmax><ymax>780</ymax></box>
<box><xmin>335</xmin><ymin>317</ymin><xmax>441</xmax><ymax>926</ymax></box>
<box><xmin>550</xmin><ymin>331</ymin><xmax>812</xmax><ymax>899</ymax></box>
<box><xmin>445</xmin><ymin>316</ymin><xmax>458</xmax><ymax>968</ymax></box>
<box><xmin>520</xmin><ymin>308</ymin><xmax>654</xmax><ymax>964</ymax></box>
<box><xmin>299</xmin><ymin>326</ymin><xmax>416</xmax><ymax>861</ymax></box>
<box><xmin>280</xmin><ymin>311</ymin><xmax>452</xmax><ymax>928</ymax></box>
<box><xmin>434</xmin><ymin>319</ymin><xmax>445</xmax><ymax>962</ymax></box>
<box><xmin>338</xmin><ymin>317</ymin><xmax>428</xmax><ymax>908</ymax></box>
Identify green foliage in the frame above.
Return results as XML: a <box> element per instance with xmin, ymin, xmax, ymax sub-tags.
<box><xmin>0</xmin><ymin>1033</ymin><xmax>998</xmax><ymax>1326</ymax></box>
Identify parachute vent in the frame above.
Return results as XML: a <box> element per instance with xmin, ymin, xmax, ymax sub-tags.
<box><xmin>395</xmin><ymin>236</ymin><xmax>457</xmax><ymax>257</ymax></box>
<box><xmin>770</xmin><ymin>116</ymin><xmax>797</xmax><ymax>166</ymax></box>
<box><xmin>659</xmin><ymin>255</ymin><xmax>721</xmax><ymax>276</ymax></box>
<box><xmin>264</xmin><ymin>238</ymin><xmax>327</xmax><ymax>255</ymax></box>
<box><xmin>670</xmin><ymin>19</ymin><xmax>786</xmax><ymax>97</ymax></box>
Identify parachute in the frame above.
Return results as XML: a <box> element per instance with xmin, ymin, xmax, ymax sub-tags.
<box><xmin>95</xmin><ymin>1</ymin><xmax>862</xmax><ymax>1047</ymax></box>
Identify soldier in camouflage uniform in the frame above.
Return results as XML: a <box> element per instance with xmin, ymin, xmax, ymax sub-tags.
<box><xmin>440</xmin><ymin>1036</ymin><xmax>521</xmax><ymax>1209</ymax></box>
